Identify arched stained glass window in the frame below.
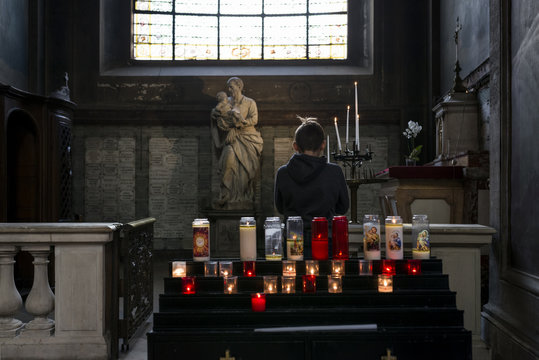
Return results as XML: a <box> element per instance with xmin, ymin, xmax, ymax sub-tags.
<box><xmin>132</xmin><ymin>0</ymin><xmax>350</xmax><ymax>61</ymax></box>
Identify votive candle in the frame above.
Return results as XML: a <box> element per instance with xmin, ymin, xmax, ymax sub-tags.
<box><xmin>220</xmin><ymin>261</ymin><xmax>233</xmax><ymax>278</ymax></box>
<box><xmin>181</xmin><ymin>276</ymin><xmax>196</xmax><ymax>294</ymax></box>
<box><xmin>282</xmin><ymin>276</ymin><xmax>296</xmax><ymax>294</ymax></box>
<box><xmin>378</xmin><ymin>274</ymin><xmax>393</xmax><ymax>293</ymax></box>
<box><xmin>172</xmin><ymin>261</ymin><xmax>186</xmax><ymax>278</ymax></box>
<box><xmin>407</xmin><ymin>259</ymin><xmax>422</xmax><ymax>275</ymax></box>
<box><xmin>359</xmin><ymin>260</ymin><xmax>373</xmax><ymax>276</ymax></box>
<box><xmin>204</xmin><ymin>261</ymin><xmax>218</xmax><ymax>277</ymax></box>
<box><xmin>305</xmin><ymin>260</ymin><xmax>319</xmax><ymax>276</ymax></box>
<box><xmin>282</xmin><ymin>260</ymin><xmax>296</xmax><ymax>277</ymax></box>
<box><xmin>240</xmin><ymin>217</ymin><xmax>257</xmax><ymax>261</ymax></box>
<box><xmin>363</xmin><ymin>215</ymin><xmax>381</xmax><ymax>260</ymax></box>
<box><xmin>328</xmin><ymin>275</ymin><xmax>343</xmax><ymax>293</ymax></box>
<box><xmin>251</xmin><ymin>293</ymin><xmax>266</xmax><ymax>312</ymax></box>
<box><xmin>382</xmin><ymin>259</ymin><xmax>396</xmax><ymax>276</ymax></box>
<box><xmin>224</xmin><ymin>276</ymin><xmax>238</xmax><ymax>294</ymax></box>
<box><xmin>243</xmin><ymin>261</ymin><xmax>256</xmax><ymax>277</ymax></box>
<box><xmin>311</xmin><ymin>217</ymin><xmax>329</xmax><ymax>260</ymax></box>
<box><xmin>302</xmin><ymin>275</ymin><xmax>317</xmax><ymax>293</ymax></box>
<box><xmin>331</xmin><ymin>259</ymin><xmax>346</xmax><ymax>276</ymax></box>
<box><xmin>264</xmin><ymin>275</ymin><xmax>278</xmax><ymax>294</ymax></box>
<box><xmin>332</xmin><ymin>215</ymin><xmax>349</xmax><ymax>260</ymax></box>
<box><xmin>385</xmin><ymin>216</ymin><xmax>403</xmax><ymax>260</ymax></box>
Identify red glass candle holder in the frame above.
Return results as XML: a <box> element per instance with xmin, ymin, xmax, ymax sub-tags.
<box><xmin>251</xmin><ymin>293</ymin><xmax>266</xmax><ymax>312</ymax></box>
<box><xmin>332</xmin><ymin>215</ymin><xmax>349</xmax><ymax>259</ymax></box>
<box><xmin>181</xmin><ymin>276</ymin><xmax>196</xmax><ymax>294</ymax></box>
<box><xmin>407</xmin><ymin>259</ymin><xmax>422</xmax><ymax>275</ymax></box>
<box><xmin>382</xmin><ymin>260</ymin><xmax>396</xmax><ymax>275</ymax></box>
<box><xmin>311</xmin><ymin>217</ymin><xmax>329</xmax><ymax>260</ymax></box>
<box><xmin>243</xmin><ymin>261</ymin><xmax>256</xmax><ymax>277</ymax></box>
<box><xmin>302</xmin><ymin>275</ymin><xmax>317</xmax><ymax>293</ymax></box>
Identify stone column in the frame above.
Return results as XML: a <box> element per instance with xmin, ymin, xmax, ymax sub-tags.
<box><xmin>21</xmin><ymin>245</ymin><xmax>55</xmax><ymax>336</ymax></box>
<box><xmin>0</xmin><ymin>245</ymin><xmax>23</xmax><ymax>338</ymax></box>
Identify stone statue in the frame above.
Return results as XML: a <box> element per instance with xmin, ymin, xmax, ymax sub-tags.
<box><xmin>211</xmin><ymin>77</ymin><xmax>263</xmax><ymax>209</ymax></box>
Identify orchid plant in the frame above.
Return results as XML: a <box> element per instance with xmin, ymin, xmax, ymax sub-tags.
<box><xmin>402</xmin><ymin>120</ymin><xmax>423</xmax><ymax>161</ymax></box>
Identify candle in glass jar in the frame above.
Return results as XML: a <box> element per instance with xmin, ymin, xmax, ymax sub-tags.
<box><xmin>331</xmin><ymin>260</ymin><xmax>345</xmax><ymax>276</ymax></box>
<box><xmin>305</xmin><ymin>260</ymin><xmax>319</xmax><ymax>276</ymax></box>
<box><xmin>332</xmin><ymin>216</ymin><xmax>349</xmax><ymax>260</ymax></box>
<box><xmin>172</xmin><ymin>261</ymin><xmax>186</xmax><ymax>278</ymax></box>
<box><xmin>378</xmin><ymin>274</ymin><xmax>393</xmax><ymax>293</ymax></box>
<box><xmin>412</xmin><ymin>214</ymin><xmax>431</xmax><ymax>259</ymax></box>
<box><xmin>282</xmin><ymin>260</ymin><xmax>296</xmax><ymax>277</ymax></box>
<box><xmin>385</xmin><ymin>216</ymin><xmax>403</xmax><ymax>260</ymax></box>
<box><xmin>219</xmin><ymin>261</ymin><xmax>233</xmax><ymax>277</ymax></box>
<box><xmin>264</xmin><ymin>275</ymin><xmax>278</xmax><ymax>294</ymax></box>
<box><xmin>181</xmin><ymin>276</ymin><xmax>196</xmax><ymax>294</ymax></box>
<box><xmin>192</xmin><ymin>218</ymin><xmax>210</xmax><ymax>261</ymax></box>
<box><xmin>251</xmin><ymin>293</ymin><xmax>266</xmax><ymax>312</ymax></box>
<box><xmin>358</xmin><ymin>260</ymin><xmax>373</xmax><ymax>276</ymax></box>
<box><xmin>286</xmin><ymin>216</ymin><xmax>304</xmax><ymax>260</ymax></box>
<box><xmin>264</xmin><ymin>217</ymin><xmax>283</xmax><ymax>261</ymax></box>
<box><xmin>363</xmin><ymin>215</ymin><xmax>381</xmax><ymax>260</ymax></box>
<box><xmin>281</xmin><ymin>276</ymin><xmax>296</xmax><ymax>293</ymax></box>
<box><xmin>382</xmin><ymin>259</ymin><xmax>396</xmax><ymax>276</ymax></box>
<box><xmin>243</xmin><ymin>261</ymin><xmax>256</xmax><ymax>277</ymax></box>
<box><xmin>302</xmin><ymin>275</ymin><xmax>317</xmax><ymax>293</ymax></box>
<box><xmin>311</xmin><ymin>217</ymin><xmax>328</xmax><ymax>260</ymax></box>
<box><xmin>204</xmin><ymin>261</ymin><xmax>218</xmax><ymax>277</ymax></box>
<box><xmin>240</xmin><ymin>217</ymin><xmax>257</xmax><ymax>261</ymax></box>
<box><xmin>224</xmin><ymin>276</ymin><xmax>238</xmax><ymax>294</ymax></box>
<box><xmin>407</xmin><ymin>259</ymin><xmax>422</xmax><ymax>275</ymax></box>
<box><xmin>327</xmin><ymin>275</ymin><xmax>342</xmax><ymax>293</ymax></box>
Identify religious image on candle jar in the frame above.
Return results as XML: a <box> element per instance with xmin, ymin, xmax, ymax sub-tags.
<box><xmin>192</xmin><ymin>218</ymin><xmax>210</xmax><ymax>261</ymax></box>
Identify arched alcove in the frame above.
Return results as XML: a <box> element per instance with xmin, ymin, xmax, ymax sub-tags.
<box><xmin>6</xmin><ymin>109</ymin><xmax>40</xmax><ymax>222</ymax></box>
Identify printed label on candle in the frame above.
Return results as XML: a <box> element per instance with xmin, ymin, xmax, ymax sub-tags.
<box><xmin>193</xmin><ymin>224</ymin><xmax>209</xmax><ymax>260</ymax></box>
<box><xmin>385</xmin><ymin>224</ymin><xmax>403</xmax><ymax>260</ymax></box>
<box><xmin>287</xmin><ymin>233</ymin><xmax>304</xmax><ymax>260</ymax></box>
<box><xmin>363</xmin><ymin>223</ymin><xmax>381</xmax><ymax>260</ymax></box>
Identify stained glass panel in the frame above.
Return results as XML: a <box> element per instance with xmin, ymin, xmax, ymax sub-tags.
<box><xmin>175</xmin><ymin>15</ymin><xmax>218</xmax><ymax>60</ymax></box>
<box><xmin>220</xmin><ymin>16</ymin><xmax>262</xmax><ymax>60</ymax></box>
<box><xmin>308</xmin><ymin>14</ymin><xmax>347</xmax><ymax>45</ymax></box>
<box><xmin>309</xmin><ymin>0</ymin><xmax>347</xmax><ymax>13</ymax></box>
<box><xmin>264</xmin><ymin>0</ymin><xmax>306</xmax><ymax>14</ymax></box>
<box><xmin>133</xmin><ymin>13</ymin><xmax>173</xmax><ymax>59</ymax></box>
<box><xmin>264</xmin><ymin>16</ymin><xmax>306</xmax><ymax>45</ymax></box>
<box><xmin>220</xmin><ymin>0</ymin><xmax>262</xmax><ymax>15</ymax></box>
<box><xmin>175</xmin><ymin>0</ymin><xmax>218</xmax><ymax>14</ymax></box>
<box><xmin>133</xmin><ymin>0</ymin><xmax>351</xmax><ymax>61</ymax></box>
<box><xmin>135</xmin><ymin>0</ymin><xmax>173</xmax><ymax>12</ymax></box>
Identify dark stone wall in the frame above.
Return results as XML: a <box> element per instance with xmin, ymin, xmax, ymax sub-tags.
<box><xmin>438</xmin><ymin>0</ymin><xmax>490</xmax><ymax>95</ymax></box>
<box><xmin>0</xmin><ymin>0</ymin><xmax>29</xmax><ymax>90</ymax></box>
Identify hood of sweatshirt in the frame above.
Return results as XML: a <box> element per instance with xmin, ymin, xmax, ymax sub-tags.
<box><xmin>286</xmin><ymin>153</ymin><xmax>327</xmax><ymax>184</ymax></box>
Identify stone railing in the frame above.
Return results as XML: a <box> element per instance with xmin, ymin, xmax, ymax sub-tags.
<box><xmin>0</xmin><ymin>222</ymin><xmax>122</xmax><ymax>360</ymax></box>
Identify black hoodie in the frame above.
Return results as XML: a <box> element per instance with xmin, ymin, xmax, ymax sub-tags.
<box><xmin>274</xmin><ymin>153</ymin><xmax>349</xmax><ymax>230</ymax></box>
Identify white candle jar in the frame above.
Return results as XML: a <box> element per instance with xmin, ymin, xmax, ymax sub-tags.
<box><xmin>412</xmin><ymin>214</ymin><xmax>430</xmax><ymax>259</ymax></box>
<box><xmin>385</xmin><ymin>216</ymin><xmax>403</xmax><ymax>260</ymax></box>
<box><xmin>282</xmin><ymin>260</ymin><xmax>296</xmax><ymax>277</ymax></box>
<box><xmin>363</xmin><ymin>215</ymin><xmax>381</xmax><ymax>260</ymax></box>
<box><xmin>240</xmin><ymin>217</ymin><xmax>257</xmax><ymax>261</ymax></box>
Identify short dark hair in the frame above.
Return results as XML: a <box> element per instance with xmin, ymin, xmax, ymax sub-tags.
<box><xmin>294</xmin><ymin>116</ymin><xmax>325</xmax><ymax>152</ymax></box>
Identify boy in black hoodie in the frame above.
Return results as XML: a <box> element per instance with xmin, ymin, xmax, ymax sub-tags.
<box><xmin>274</xmin><ymin>117</ymin><xmax>349</xmax><ymax>259</ymax></box>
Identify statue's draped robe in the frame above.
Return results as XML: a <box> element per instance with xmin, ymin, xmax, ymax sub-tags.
<box><xmin>212</xmin><ymin>95</ymin><xmax>263</xmax><ymax>205</ymax></box>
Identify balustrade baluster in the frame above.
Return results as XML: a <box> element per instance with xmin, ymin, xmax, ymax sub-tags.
<box><xmin>0</xmin><ymin>245</ymin><xmax>23</xmax><ymax>338</ymax></box>
<box><xmin>21</xmin><ymin>246</ymin><xmax>55</xmax><ymax>336</ymax></box>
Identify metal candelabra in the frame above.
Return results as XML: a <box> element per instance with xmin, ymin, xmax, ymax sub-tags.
<box><xmin>331</xmin><ymin>143</ymin><xmax>373</xmax><ymax>180</ymax></box>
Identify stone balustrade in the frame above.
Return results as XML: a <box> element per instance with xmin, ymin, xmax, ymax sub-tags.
<box><xmin>0</xmin><ymin>222</ymin><xmax>122</xmax><ymax>360</ymax></box>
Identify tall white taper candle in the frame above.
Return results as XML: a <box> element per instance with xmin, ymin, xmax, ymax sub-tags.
<box><xmin>334</xmin><ymin>117</ymin><xmax>342</xmax><ymax>151</ymax></box>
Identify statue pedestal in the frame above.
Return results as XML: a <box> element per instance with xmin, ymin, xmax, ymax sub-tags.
<box><xmin>204</xmin><ymin>209</ymin><xmax>262</xmax><ymax>259</ymax></box>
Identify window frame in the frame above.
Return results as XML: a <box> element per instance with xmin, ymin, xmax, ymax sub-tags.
<box><xmin>129</xmin><ymin>0</ymin><xmax>370</xmax><ymax>68</ymax></box>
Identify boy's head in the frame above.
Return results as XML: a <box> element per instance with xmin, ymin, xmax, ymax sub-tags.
<box><xmin>294</xmin><ymin>116</ymin><xmax>325</xmax><ymax>153</ymax></box>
